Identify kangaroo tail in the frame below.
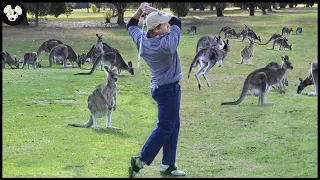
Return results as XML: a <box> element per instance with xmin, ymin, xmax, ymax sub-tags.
<box><xmin>188</xmin><ymin>50</ymin><xmax>204</xmax><ymax>79</ymax></box>
<box><xmin>221</xmin><ymin>79</ymin><xmax>249</xmax><ymax>105</ymax></box>
<box><xmin>74</xmin><ymin>54</ymin><xmax>102</xmax><ymax>75</ymax></box>
<box><xmin>68</xmin><ymin>115</ymin><xmax>93</xmax><ymax>128</ymax></box>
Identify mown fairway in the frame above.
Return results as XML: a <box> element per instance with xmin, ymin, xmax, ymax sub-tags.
<box><xmin>2</xmin><ymin>6</ymin><xmax>318</xmax><ymax>178</ymax></box>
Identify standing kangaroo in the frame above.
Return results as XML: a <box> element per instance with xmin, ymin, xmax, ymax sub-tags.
<box><xmin>297</xmin><ymin>60</ymin><xmax>318</xmax><ymax>96</ymax></box>
<box><xmin>22</xmin><ymin>52</ymin><xmax>42</xmax><ymax>69</ymax></box>
<box><xmin>259</xmin><ymin>33</ymin><xmax>282</xmax><ymax>45</ymax></box>
<box><xmin>48</xmin><ymin>44</ymin><xmax>84</xmax><ymax>68</ymax></box>
<box><xmin>68</xmin><ymin>64</ymin><xmax>120</xmax><ymax>130</ymax></box>
<box><xmin>74</xmin><ymin>42</ymin><xmax>134</xmax><ymax>76</ymax></box>
<box><xmin>221</xmin><ymin>55</ymin><xmax>293</xmax><ymax>105</ymax></box>
<box><xmin>2</xmin><ymin>51</ymin><xmax>20</xmax><ymax>69</ymax></box>
<box><xmin>36</xmin><ymin>39</ymin><xmax>64</xmax><ymax>58</ymax></box>
<box><xmin>237</xmin><ymin>37</ymin><xmax>254</xmax><ymax>65</ymax></box>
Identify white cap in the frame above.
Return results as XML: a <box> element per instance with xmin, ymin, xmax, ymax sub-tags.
<box><xmin>146</xmin><ymin>11</ymin><xmax>172</xmax><ymax>31</ymax></box>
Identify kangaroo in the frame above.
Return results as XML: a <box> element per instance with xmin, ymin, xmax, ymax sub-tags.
<box><xmin>2</xmin><ymin>51</ymin><xmax>20</xmax><ymax>69</ymax></box>
<box><xmin>224</xmin><ymin>28</ymin><xmax>238</xmax><ymax>39</ymax></box>
<box><xmin>48</xmin><ymin>44</ymin><xmax>84</xmax><ymax>68</ymax></box>
<box><xmin>297</xmin><ymin>60</ymin><xmax>318</xmax><ymax>96</ymax></box>
<box><xmin>187</xmin><ymin>25</ymin><xmax>197</xmax><ymax>35</ymax></box>
<box><xmin>196</xmin><ymin>35</ymin><xmax>224</xmax><ymax>54</ymax></box>
<box><xmin>218</xmin><ymin>26</ymin><xmax>232</xmax><ymax>36</ymax></box>
<box><xmin>296</xmin><ymin>26</ymin><xmax>303</xmax><ymax>35</ymax></box>
<box><xmin>74</xmin><ymin>42</ymin><xmax>134</xmax><ymax>76</ymax></box>
<box><xmin>237</xmin><ymin>37</ymin><xmax>254</xmax><ymax>65</ymax></box>
<box><xmin>188</xmin><ymin>39</ymin><xmax>230</xmax><ymax>90</ymax></box>
<box><xmin>259</xmin><ymin>33</ymin><xmax>282</xmax><ymax>45</ymax></box>
<box><xmin>265</xmin><ymin>61</ymin><xmax>289</xmax><ymax>93</ymax></box>
<box><xmin>221</xmin><ymin>55</ymin><xmax>293</xmax><ymax>105</ymax></box>
<box><xmin>271</xmin><ymin>37</ymin><xmax>292</xmax><ymax>51</ymax></box>
<box><xmin>282</xmin><ymin>27</ymin><xmax>293</xmax><ymax>37</ymax></box>
<box><xmin>68</xmin><ymin>64</ymin><xmax>120</xmax><ymax>130</ymax></box>
<box><xmin>36</xmin><ymin>39</ymin><xmax>64</xmax><ymax>58</ymax></box>
<box><xmin>241</xmin><ymin>29</ymin><xmax>261</xmax><ymax>42</ymax></box>
<box><xmin>21</xmin><ymin>52</ymin><xmax>42</xmax><ymax>69</ymax></box>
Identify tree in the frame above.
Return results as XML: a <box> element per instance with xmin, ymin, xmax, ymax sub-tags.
<box><xmin>23</xmin><ymin>3</ymin><xmax>51</xmax><ymax>26</ymax></box>
<box><xmin>279</xmin><ymin>3</ymin><xmax>287</xmax><ymax>8</ymax></box>
<box><xmin>91</xmin><ymin>4</ymin><xmax>97</xmax><ymax>13</ymax></box>
<box><xmin>169</xmin><ymin>3</ymin><xmax>190</xmax><ymax>18</ymax></box>
<box><xmin>112</xmin><ymin>3</ymin><xmax>129</xmax><ymax>25</ymax></box>
<box><xmin>65</xmin><ymin>3</ymin><xmax>73</xmax><ymax>18</ymax></box>
<box><xmin>258</xmin><ymin>3</ymin><xmax>270</xmax><ymax>15</ymax></box>
<box><xmin>49</xmin><ymin>3</ymin><xmax>67</xmax><ymax>18</ymax></box>
<box><xmin>215</xmin><ymin>3</ymin><xmax>225</xmax><ymax>17</ymax></box>
<box><xmin>248</xmin><ymin>3</ymin><xmax>256</xmax><ymax>16</ymax></box>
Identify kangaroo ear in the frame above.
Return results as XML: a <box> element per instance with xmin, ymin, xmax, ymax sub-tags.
<box><xmin>128</xmin><ymin>61</ymin><xmax>132</xmax><ymax>67</ymax></box>
<box><xmin>96</xmin><ymin>34</ymin><xmax>99</xmax><ymax>38</ymax></box>
<box><xmin>103</xmin><ymin>65</ymin><xmax>110</xmax><ymax>72</ymax></box>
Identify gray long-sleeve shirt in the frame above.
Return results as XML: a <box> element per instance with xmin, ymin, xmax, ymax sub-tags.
<box><xmin>128</xmin><ymin>25</ymin><xmax>182</xmax><ymax>90</ymax></box>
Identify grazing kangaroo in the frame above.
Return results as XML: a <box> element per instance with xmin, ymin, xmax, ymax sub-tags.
<box><xmin>48</xmin><ymin>44</ymin><xmax>84</xmax><ymax>68</ymax></box>
<box><xmin>187</xmin><ymin>25</ymin><xmax>197</xmax><ymax>35</ymax></box>
<box><xmin>271</xmin><ymin>37</ymin><xmax>292</xmax><ymax>51</ymax></box>
<box><xmin>188</xmin><ymin>39</ymin><xmax>230</xmax><ymax>90</ymax></box>
<box><xmin>296</xmin><ymin>26</ymin><xmax>303</xmax><ymax>35</ymax></box>
<box><xmin>68</xmin><ymin>65</ymin><xmax>120</xmax><ymax>130</ymax></box>
<box><xmin>74</xmin><ymin>42</ymin><xmax>134</xmax><ymax>76</ymax></box>
<box><xmin>221</xmin><ymin>55</ymin><xmax>293</xmax><ymax>105</ymax></box>
<box><xmin>241</xmin><ymin>29</ymin><xmax>261</xmax><ymax>42</ymax></box>
<box><xmin>2</xmin><ymin>51</ymin><xmax>20</xmax><ymax>69</ymax></box>
<box><xmin>237</xmin><ymin>37</ymin><xmax>254</xmax><ymax>65</ymax></box>
<box><xmin>297</xmin><ymin>60</ymin><xmax>318</xmax><ymax>96</ymax></box>
<box><xmin>259</xmin><ymin>33</ymin><xmax>282</xmax><ymax>45</ymax></box>
<box><xmin>36</xmin><ymin>39</ymin><xmax>64</xmax><ymax>58</ymax></box>
<box><xmin>282</xmin><ymin>27</ymin><xmax>293</xmax><ymax>37</ymax></box>
<box><xmin>218</xmin><ymin>26</ymin><xmax>232</xmax><ymax>36</ymax></box>
<box><xmin>224</xmin><ymin>28</ymin><xmax>238</xmax><ymax>39</ymax></box>
<box><xmin>22</xmin><ymin>52</ymin><xmax>42</xmax><ymax>69</ymax></box>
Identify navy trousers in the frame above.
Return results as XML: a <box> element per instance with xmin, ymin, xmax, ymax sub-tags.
<box><xmin>140</xmin><ymin>82</ymin><xmax>181</xmax><ymax>166</ymax></box>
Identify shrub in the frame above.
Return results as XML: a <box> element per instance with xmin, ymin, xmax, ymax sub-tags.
<box><xmin>91</xmin><ymin>4</ymin><xmax>97</xmax><ymax>13</ymax></box>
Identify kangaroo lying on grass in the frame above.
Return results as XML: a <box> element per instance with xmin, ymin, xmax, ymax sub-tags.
<box><xmin>2</xmin><ymin>51</ymin><xmax>20</xmax><ymax>69</ymax></box>
<box><xmin>297</xmin><ymin>60</ymin><xmax>318</xmax><ymax>96</ymax></box>
<box><xmin>221</xmin><ymin>55</ymin><xmax>293</xmax><ymax>105</ymax></box>
<box><xmin>68</xmin><ymin>62</ymin><xmax>120</xmax><ymax>130</ymax></box>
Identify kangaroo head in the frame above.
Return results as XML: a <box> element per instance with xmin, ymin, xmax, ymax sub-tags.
<box><xmin>127</xmin><ymin>61</ymin><xmax>134</xmax><ymax>75</ymax></box>
<box><xmin>281</xmin><ymin>55</ymin><xmax>293</xmax><ymax>70</ymax></box>
<box><xmin>288</xmin><ymin>45</ymin><xmax>292</xmax><ymax>51</ymax></box>
<box><xmin>104</xmin><ymin>65</ymin><xmax>118</xmax><ymax>82</ymax></box>
<box><xmin>96</xmin><ymin>33</ymin><xmax>103</xmax><ymax>43</ymax></box>
<box><xmin>223</xmin><ymin>39</ymin><xmax>230</xmax><ymax>52</ymax></box>
<box><xmin>36</xmin><ymin>59</ymin><xmax>43</xmax><ymax>68</ymax></box>
<box><xmin>297</xmin><ymin>77</ymin><xmax>313</xmax><ymax>94</ymax></box>
<box><xmin>13</xmin><ymin>57</ymin><xmax>20</xmax><ymax>68</ymax></box>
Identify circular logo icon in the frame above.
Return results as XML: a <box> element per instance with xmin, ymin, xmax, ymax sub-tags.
<box><xmin>2</xmin><ymin>3</ymin><xmax>26</xmax><ymax>26</ymax></box>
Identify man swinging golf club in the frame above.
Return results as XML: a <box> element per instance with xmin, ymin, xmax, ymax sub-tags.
<box><xmin>127</xmin><ymin>2</ymin><xmax>185</xmax><ymax>178</ymax></box>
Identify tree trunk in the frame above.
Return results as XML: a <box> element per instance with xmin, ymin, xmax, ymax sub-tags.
<box><xmin>199</xmin><ymin>5</ymin><xmax>205</xmax><ymax>11</ymax></box>
<box><xmin>87</xmin><ymin>8</ymin><xmax>89</xmax><ymax>13</ymax></box>
<box><xmin>249</xmin><ymin>5</ymin><xmax>255</xmax><ymax>16</ymax></box>
<box><xmin>116</xmin><ymin>8</ymin><xmax>125</xmax><ymax>25</ymax></box>
<box><xmin>273</xmin><ymin>3</ymin><xmax>278</xmax><ymax>10</ymax></box>
<box><xmin>261</xmin><ymin>8</ymin><xmax>266</xmax><ymax>15</ymax></box>
<box><xmin>35</xmin><ymin>14</ymin><xmax>39</xmax><ymax>27</ymax></box>
<box><xmin>210</xmin><ymin>4</ymin><xmax>214</xmax><ymax>11</ymax></box>
<box><xmin>268</xmin><ymin>5</ymin><xmax>272</xmax><ymax>12</ymax></box>
<box><xmin>279</xmin><ymin>3</ymin><xmax>286</xmax><ymax>8</ymax></box>
<box><xmin>289</xmin><ymin>3</ymin><xmax>294</xmax><ymax>8</ymax></box>
<box><xmin>216</xmin><ymin>3</ymin><xmax>224</xmax><ymax>17</ymax></box>
<box><xmin>19</xmin><ymin>15</ymin><xmax>30</xmax><ymax>26</ymax></box>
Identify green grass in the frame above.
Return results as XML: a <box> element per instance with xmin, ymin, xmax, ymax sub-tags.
<box><xmin>3</xmin><ymin>6</ymin><xmax>318</xmax><ymax>178</ymax></box>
